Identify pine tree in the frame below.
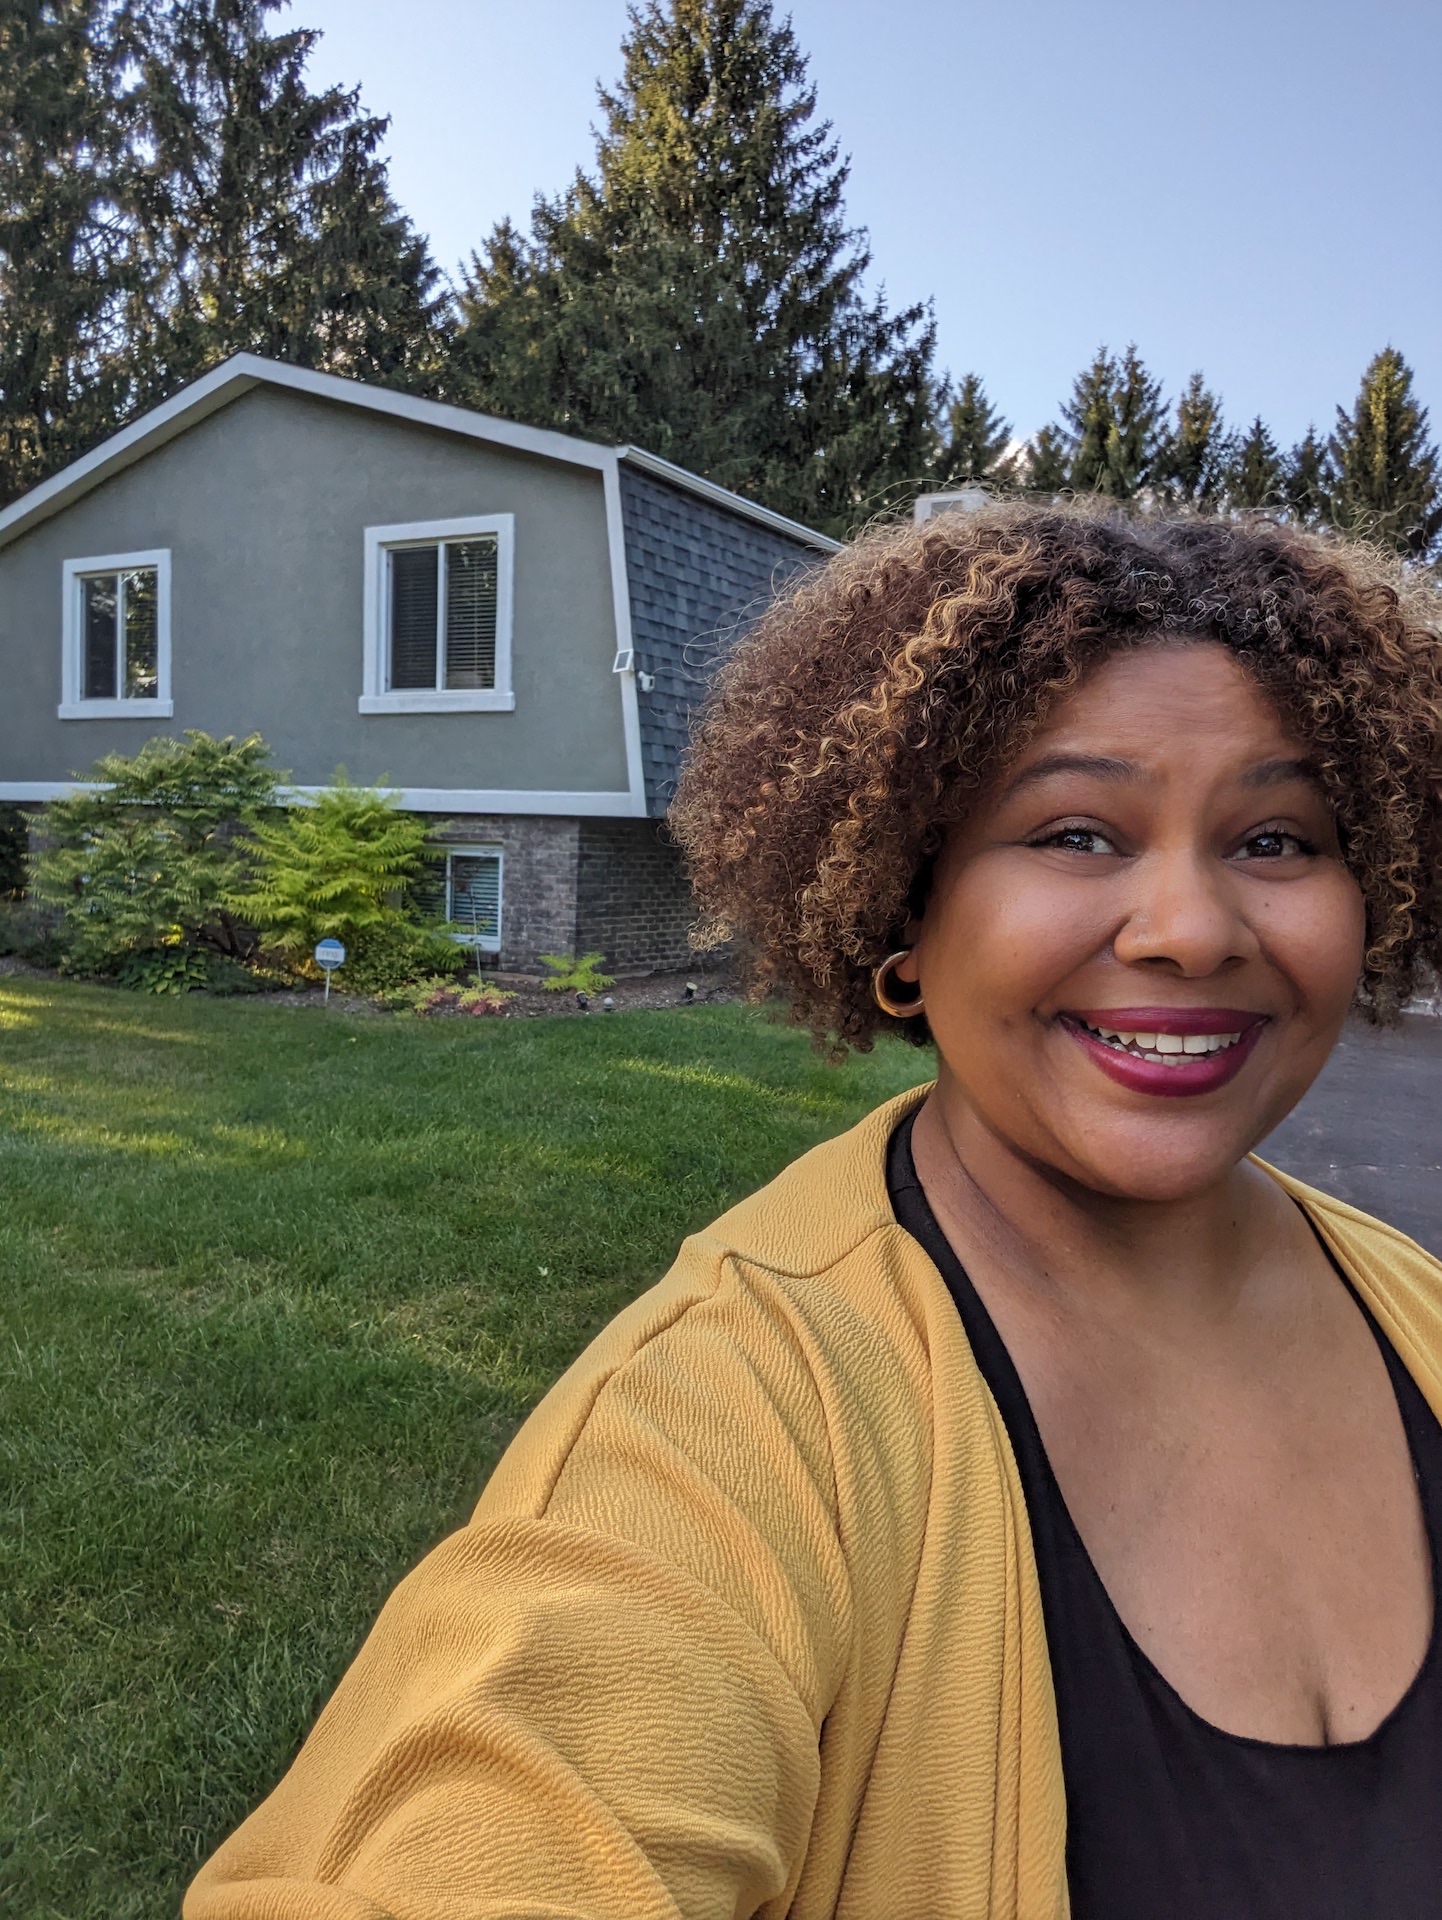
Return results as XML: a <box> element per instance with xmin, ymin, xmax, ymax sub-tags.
<box><xmin>1157</xmin><ymin>372</ymin><xmax>1231</xmax><ymax>509</ymax></box>
<box><xmin>1227</xmin><ymin>416</ymin><xmax>1284</xmax><ymax>510</ymax></box>
<box><xmin>1058</xmin><ymin>344</ymin><xmax>1166</xmax><ymax>500</ymax></box>
<box><xmin>1283</xmin><ymin>427</ymin><xmax>1328</xmax><ymax>526</ymax></box>
<box><xmin>122</xmin><ymin>0</ymin><xmax>448</xmax><ymax>404</ymax></box>
<box><xmin>1023</xmin><ymin>423</ymin><xmax>1070</xmax><ymax>495</ymax></box>
<box><xmin>1061</xmin><ymin>347</ymin><xmax>1117</xmax><ymax>495</ymax></box>
<box><xmin>0</xmin><ymin>0</ymin><xmax>136</xmax><ymax>503</ymax></box>
<box><xmin>1326</xmin><ymin>346</ymin><xmax>1441</xmax><ymax>558</ymax></box>
<box><xmin>453</xmin><ymin>0</ymin><xmax>936</xmax><ymax>535</ymax></box>
<box><xmin>934</xmin><ymin>372</ymin><xmax>1015</xmax><ymax>488</ymax></box>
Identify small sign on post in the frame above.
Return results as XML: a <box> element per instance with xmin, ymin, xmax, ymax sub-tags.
<box><xmin>314</xmin><ymin>937</ymin><xmax>346</xmax><ymax>1004</ymax></box>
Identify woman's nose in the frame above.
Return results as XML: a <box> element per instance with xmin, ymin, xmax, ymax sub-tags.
<box><xmin>1111</xmin><ymin>848</ymin><xmax>1259</xmax><ymax>977</ymax></box>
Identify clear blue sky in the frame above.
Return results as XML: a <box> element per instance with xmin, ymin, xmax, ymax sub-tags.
<box><xmin>298</xmin><ymin>0</ymin><xmax>1440</xmax><ymax>449</ymax></box>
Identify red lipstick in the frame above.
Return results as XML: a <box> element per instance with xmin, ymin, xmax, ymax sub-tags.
<box><xmin>1059</xmin><ymin>1008</ymin><xmax>1269</xmax><ymax>1098</ymax></box>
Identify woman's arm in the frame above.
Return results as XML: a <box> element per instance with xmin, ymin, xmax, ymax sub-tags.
<box><xmin>185</xmin><ymin>1252</ymin><xmax>853</xmax><ymax>1920</ymax></box>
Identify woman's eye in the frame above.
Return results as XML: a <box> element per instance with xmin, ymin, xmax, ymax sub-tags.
<box><xmin>1034</xmin><ymin>826</ymin><xmax>1117</xmax><ymax>855</ymax></box>
<box><xmin>1238</xmin><ymin>828</ymin><xmax>1315</xmax><ymax>860</ymax></box>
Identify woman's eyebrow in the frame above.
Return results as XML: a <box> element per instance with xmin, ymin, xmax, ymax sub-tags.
<box><xmin>1002</xmin><ymin>752</ymin><xmax>1140</xmax><ymax>796</ymax></box>
<box><xmin>1239</xmin><ymin>755</ymin><xmax>1326</xmax><ymax>791</ymax></box>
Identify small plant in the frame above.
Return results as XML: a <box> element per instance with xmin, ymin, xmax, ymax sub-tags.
<box><xmin>378</xmin><ymin>975</ymin><xmax>516</xmax><ymax>1017</ymax></box>
<box><xmin>539</xmin><ymin>951</ymin><xmax>615</xmax><ymax>995</ymax></box>
<box><xmin>115</xmin><ymin>945</ymin><xmax>216</xmax><ymax>995</ymax></box>
<box><xmin>337</xmin><ymin>919</ymin><xmax>467</xmax><ymax>997</ymax></box>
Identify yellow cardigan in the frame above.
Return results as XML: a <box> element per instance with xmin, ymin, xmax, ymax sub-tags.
<box><xmin>187</xmin><ymin>1086</ymin><xmax>1442</xmax><ymax>1920</ymax></box>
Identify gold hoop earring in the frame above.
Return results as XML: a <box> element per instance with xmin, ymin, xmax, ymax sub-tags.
<box><xmin>872</xmin><ymin>949</ymin><xmax>925</xmax><ymax>1019</ymax></box>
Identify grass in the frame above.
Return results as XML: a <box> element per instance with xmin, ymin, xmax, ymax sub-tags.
<box><xmin>0</xmin><ymin>976</ymin><xmax>931</xmax><ymax>1918</ymax></box>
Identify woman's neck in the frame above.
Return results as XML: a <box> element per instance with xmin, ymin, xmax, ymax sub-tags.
<box><xmin>910</xmin><ymin>1080</ymin><xmax>1294</xmax><ymax>1331</ymax></box>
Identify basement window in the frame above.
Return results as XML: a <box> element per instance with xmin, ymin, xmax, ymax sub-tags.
<box><xmin>360</xmin><ymin>515</ymin><xmax>515</xmax><ymax>713</ymax></box>
<box><xmin>416</xmin><ymin>846</ymin><xmax>503</xmax><ymax>952</ymax></box>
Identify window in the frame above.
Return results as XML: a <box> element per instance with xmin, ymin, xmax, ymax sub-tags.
<box><xmin>417</xmin><ymin>846</ymin><xmax>503</xmax><ymax>951</ymax></box>
<box><xmin>60</xmin><ymin>550</ymin><xmax>173</xmax><ymax>718</ymax></box>
<box><xmin>361</xmin><ymin>515</ymin><xmax>515</xmax><ymax>713</ymax></box>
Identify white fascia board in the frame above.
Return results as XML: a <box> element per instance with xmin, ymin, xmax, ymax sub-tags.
<box><xmin>602</xmin><ymin>452</ymin><xmax>650</xmax><ymax>818</ymax></box>
<box><xmin>0</xmin><ymin>354</ymin><xmax>615</xmax><ymax>553</ymax></box>
<box><xmin>618</xmin><ymin>446</ymin><xmax>843</xmax><ymax>553</ymax></box>
<box><xmin>0</xmin><ymin>782</ymin><xmax>103</xmax><ymax>801</ymax></box>
<box><xmin>2</xmin><ymin>780</ymin><xmax>642</xmax><ymax>816</ymax></box>
<box><xmin>280</xmin><ymin>786</ymin><xmax>640</xmax><ymax>817</ymax></box>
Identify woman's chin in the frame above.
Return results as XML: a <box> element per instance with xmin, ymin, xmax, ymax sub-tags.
<box><xmin>1045</xmin><ymin>1121</ymin><xmax>1265</xmax><ymax>1206</ymax></box>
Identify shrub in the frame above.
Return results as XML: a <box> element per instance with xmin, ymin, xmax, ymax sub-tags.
<box><xmin>539</xmin><ymin>952</ymin><xmax>615</xmax><ymax>995</ymax></box>
<box><xmin>0</xmin><ymin>899</ymin><xmax>61</xmax><ymax>966</ymax></box>
<box><xmin>338</xmin><ymin>919</ymin><xmax>468</xmax><ymax>997</ymax></box>
<box><xmin>0</xmin><ymin>803</ymin><xmax>27</xmax><ymax>897</ymax></box>
<box><xmin>226</xmin><ymin>775</ymin><xmax>431</xmax><ymax>968</ymax></box>
<box><xmin>27</xmin><ymin>733</ymin><xmax>277</xmax><ymax>978</ymax></box>
<box><xmin>115</xmin><ymin>945</ymin><xmax>215</xmax><ymax>995</ymax></box>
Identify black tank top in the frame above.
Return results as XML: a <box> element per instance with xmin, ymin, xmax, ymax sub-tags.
<box><xmin>887</xmin><ymin>1111</ymin><xmax>1442</xmax><ymax>1919</ymax></box>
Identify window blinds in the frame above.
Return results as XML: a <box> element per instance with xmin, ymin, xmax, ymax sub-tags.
<box><xmin>386</xmin><ymin>536</ymin><xmax>499</xmax><ymax>692</ymax></box>
<box><xmin>389</xmin><ymin>545</ymin><xmax>440</xmax><ymax>688</ymax></box>
<box><xmin>448</xmin><ymin>854</ymin><xmax>501</xmax><ymax>945</ymax></box>
<box><xmin>81</xmin><ymin>567</ymin><xmax>159</xmax><ymax>701</ymax></box>
<box><xmin>442</xmin><ymin>538</ymin><xmax>498</xmax><ymax>690</ymax></box>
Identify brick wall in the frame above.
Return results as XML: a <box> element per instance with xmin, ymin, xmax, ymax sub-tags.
<box><xmin>576</xmin><ymin>818</ymin><xmax>712</xmax><ymax>975</ymax></box>
<box><xmin>426</xmin><ymin>814</ymin><xmax>579</xmax><ymax>973</ymax></box>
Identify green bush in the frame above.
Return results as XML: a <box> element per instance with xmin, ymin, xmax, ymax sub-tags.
<box><xmin>0</xmin><ymin>802</ymin><xmax>27</xmax><ymax>897</ymax></box>
<box><xmin>114</xmin><ymin>945</ymin><xmax>216</xmax><ymax>995</ymax></box>
<box><xmin>28</xmin><ymin>732</ymin><xmax>277</xmax><ymax>978</ymax></box>
<box><xmin>226</xmin><ymin>775</ymin><xmax>432</xmax><ymax>968</ymax></box>
<box><xmin>338</xmin><ymin>919</ymin><xmax>468</xmax><ymax>997</ymax></box>
<box><xmin>0</xmin><ymin>898</ymin><xmax>61</xmax><ymax>966</ymax></box>
<box><xmin>540</xmin><ymin>951</ymin><xmax>616</xmax><ymax>994</ymax></box>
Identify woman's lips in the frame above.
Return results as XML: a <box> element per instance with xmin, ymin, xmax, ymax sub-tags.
<box><xmin>1059</xmin><ymin>1009</ymin><xmax>1269</xmax><ymax>1098</ymax></box>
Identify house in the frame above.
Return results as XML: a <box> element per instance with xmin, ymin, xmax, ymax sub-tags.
<box><xmin>0</xmin><ymin>355</ymin><xmax>838</xmax><ymax>972</ymax></box>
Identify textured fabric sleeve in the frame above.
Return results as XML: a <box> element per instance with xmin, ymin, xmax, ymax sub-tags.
<box><xmin>184</xmin><ymin>1250</ymin><xmax>854</xmax><ymax>1920</ymax></box>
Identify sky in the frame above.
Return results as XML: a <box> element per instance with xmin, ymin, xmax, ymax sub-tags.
<box><xmin>297</xmin><ymin>0</ymin><xmax>1441</xmax><ymax>449</ymax></box>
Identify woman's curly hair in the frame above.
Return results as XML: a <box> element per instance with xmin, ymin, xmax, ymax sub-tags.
<box><xmin>670</xmin><ymin>500</ymin><xmax>1442</xmax><ymax>1050</ymax></box>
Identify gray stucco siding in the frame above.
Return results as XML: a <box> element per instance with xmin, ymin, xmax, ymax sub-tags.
<box><xmin>0</xmin><ymin>387</ymin><xmax>629</xmax><ymax>797</ymax></box>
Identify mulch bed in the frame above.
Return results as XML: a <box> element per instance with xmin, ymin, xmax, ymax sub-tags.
<box><xmin>0</xmin><ymin>954</ymin><xmax>744</xmax><ymax>1019</ymax></box>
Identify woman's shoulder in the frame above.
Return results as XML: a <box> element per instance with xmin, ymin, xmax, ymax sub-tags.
<box><xmin>478</xmin><ymin>1085</ymin><xmax>957</xmax><ymax>1522</ymax></box>
<box><xmin>1258</xmin><ymin>1158</ymin><xmax>1442</xmax><ymax>1401</ymax></box>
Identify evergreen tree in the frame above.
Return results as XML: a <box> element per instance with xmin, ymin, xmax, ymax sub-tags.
<box><xmin>1326</xmin><ymin>346</ymin><xmax>1441</xmax><ymax>558</ymax></box>
<box><xmin>453</xmin><ymin>0</ymin><xmax>936</xmax><ymax>535</ymax></box>
<box><xmin>1023</xmin><ymin>423</ymin><xmax>1070</xmax><ymax>494</ymax></box>
<box><xmin>1059</xmin><ymin>343</ymin><xmax>1166</xmax><ymax>499</ymax></box>
<box><xmin>934</xmin><ymin>372</ymin><xmax>1015</xmax><ymax>488</ymax></box>
<box><xmin>0</xmin><ymin>0</ymin><xmax>136</xmax><ymax>503</ymax></box>
<box><xmin>122</xmin><ymin>0</ymin><xmax>448</xmax><ymax>403</ymax></box>
<box><xmin>1283</xmin><ymin>427</ymin><xmax>1328</xmax><ymax>526</ymax></box>
<box><xmin>1</xmin><ymin>0</ymin><xmax>448</xmax><ymax>504</ymax></box>
<box><xmin>1227</xmin><ymin>415</ymin><xmax>1284</xmax><ymax>510</ymax></box>
<box><xmin>1157</xmin><ymin>372</ymin><xmax>1231</xmax><ymax>509</ymax></box>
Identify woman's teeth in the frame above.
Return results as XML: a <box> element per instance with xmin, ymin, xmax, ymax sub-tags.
<box><xmin>1077</xmin><ymin>1020</ymin><xmax>1245</xmax><ymax>1066</ymax></box>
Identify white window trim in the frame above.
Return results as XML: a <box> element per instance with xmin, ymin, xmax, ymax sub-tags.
<box><xmin>361</xmin><ymin>514</ymin><xmax>515</xmax><ymax>713</ymax></box>
<box><xmin>439</xmin><ymin>844</ymin><xmax>504</xmax><ymax>952</ymax></box>
<box><xmin>59</xmin><ymin>548</ymin><xmax>174</xmax><ymax>718</ymax></box>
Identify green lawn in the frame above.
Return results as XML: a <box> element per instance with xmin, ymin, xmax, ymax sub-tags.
<box><xmin>0</xmin><ymin>975</ymin><xmax>930</xmax><ymax>1918</ymax></box>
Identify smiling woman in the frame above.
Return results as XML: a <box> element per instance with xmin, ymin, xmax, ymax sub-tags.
<box><xmin>188</xmin><ymin>507</ymin><xmax>1442</xmax><ymax>1920</ymax></box>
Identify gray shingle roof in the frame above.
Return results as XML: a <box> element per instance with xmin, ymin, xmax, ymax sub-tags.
<box><xmin>619</xmin><ymin>463</ymin><xmax>822</xmax><ymax>816</ymax></box>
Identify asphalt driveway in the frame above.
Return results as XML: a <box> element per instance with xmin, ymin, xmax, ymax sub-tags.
<box><xmin>1261</xmin><ymin>1014</ymin><xmax>1442</xmax><ymax>1258</ymax></box>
